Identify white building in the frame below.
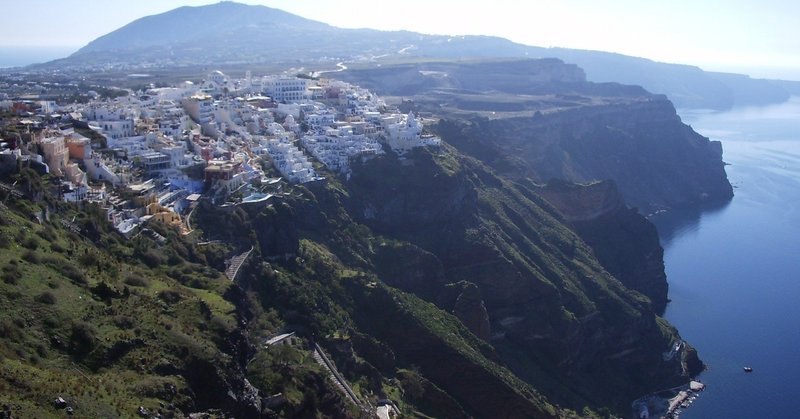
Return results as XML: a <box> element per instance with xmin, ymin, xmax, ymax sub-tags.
<box><xmin>384</xmin><ymin>111</ymin><xmax>441</xmax><ymax>155</ymax></box>
<box><xmin>304</xmin><ymin>111</ymin><xmax>336</xmax><ymax>128</ymax></box>
<box><xmin>182</xmin><ymin>93</ymin><xmax>218</xmax><ymax>137</ymax></box>
<box><xmin>301</xmin><ymin>127</ymin><xmax>383</xmax><ymax>175</ymax></box>
<box><xmin>85</xmin><ymin>155</ymin><xmax>127</xmax><ymax>186</ymax></box>
<box><xmin>262</xmin><ymin>77</ymin><xmax>310</xmax><ymax>103</ymax></box>
<box><xmin>203</xmin><ymin>70</ymin><xmax>234</xmax><ymax>94</ymax></box>
<box><xmin>264</xmin><ymin>137</ymin><xmax>316</xmax><ymax>183</ymax></box>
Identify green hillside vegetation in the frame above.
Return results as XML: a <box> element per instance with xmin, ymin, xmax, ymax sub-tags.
<box><xmin>0</xmin><ymin>141</ymin><xmax>700</xmax><ymax>417</ymax></box>
<box><xmin>197</xmin><ymin>183</ymin><xmax>566</xmax><ymax>417</ymax></box>
<box><xmin>0</xmin><ymin>173</ymin><xmax>351</xmax><ymax>417</ymax></box>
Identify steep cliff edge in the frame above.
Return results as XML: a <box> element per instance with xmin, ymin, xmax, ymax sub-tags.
<box><xmin>343</xmin><ymin>147</ymin><xmax>696</xmax><ymax>411</ymax></box>
<box><xmin>537</xmin><ymin>180</ymin><xmax>669</xmax><ymax>313</ymax></box>
<box><xmin>436</xmin><ymin>97</ymin><xmax>733</xmax><ymax>214</ymax></box>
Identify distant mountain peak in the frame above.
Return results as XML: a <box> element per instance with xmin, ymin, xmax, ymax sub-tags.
<box><xmin>75</xmin><ymin>1</ymin><xmax>329</xmax><ymax>54</ymax></box>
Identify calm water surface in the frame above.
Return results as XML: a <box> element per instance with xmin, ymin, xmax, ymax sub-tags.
<box><xmin>652</xmin><ymin>98</ymin><xmax>800</xmax><ymax>418</ymax></box>
<box><xmin>0</xmin><ymin>46</ymin><xmax>77</xmax><ymax>68</ymax></box>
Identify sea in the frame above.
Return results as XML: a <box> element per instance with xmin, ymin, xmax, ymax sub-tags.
<box><xmin>651</xmin><ymin>97</ymin><xmax>800</xmax><ymax>418</ymax></box>
<box><xmin>0</xmin><ymin>46</ymin><xmax>77</xmax><ymax>68</ymax></box>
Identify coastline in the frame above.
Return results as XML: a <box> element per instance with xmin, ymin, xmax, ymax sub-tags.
<box><xmin>631</xmin><ymin>380</ymin><xmax>705</xmax><ymax>418</ymax></box>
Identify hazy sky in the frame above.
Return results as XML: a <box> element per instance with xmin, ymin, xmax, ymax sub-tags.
<box><xmin>3</xmin><ymin>0</ymin><xmax>799</xmax><ymax>79</ymax></box>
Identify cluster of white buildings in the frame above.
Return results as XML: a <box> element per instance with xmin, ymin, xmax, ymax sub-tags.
<box><xmin>301</xmin><ymin>125</ymin><xmax>382</xmax><ymax>176</ymax></box>
<box><xmin>2</xmin><ymin>69</ymin><xmax>441</xmax><ymax>239</ymax></box>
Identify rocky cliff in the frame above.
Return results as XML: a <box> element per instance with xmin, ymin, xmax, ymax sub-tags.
<box><xmin>342</xmin><ymin>147</ymin><xmax>696</xmax><ymax>411</ymax></box>
<box><xmin>339</xmin><ymin>58</ymin><xmax>588</xmax><ymax>97</ymax></box>
<box><xmin>537</xmin><ymin>180</ymin><xmax>669</xmax><ymax>313</ymax></box>
<box><xmin>437</xmin><ymin>96</ymin><xmax>733</xmax><ymax>214</ymax></box>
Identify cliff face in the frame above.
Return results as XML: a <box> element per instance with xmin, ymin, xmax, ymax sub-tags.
<box><xmin>537</xmin><ymin>180</ymin><xmax>669</xmax><ymax>313</ymax></box>
<box><xmin>119</xmin><ymin>143</ymin><xmax>698</xmax><ymax>416</ymax></box>
<box><xmin>437</xmin><ymin>97</ymin><xmax>733</xmax><ymax>214</ymax></box>
<box><xmin>338</xmin><ymin>58</ymin><xmax>588</xmax><ymax>97</ymax></box>
<box><xmin>343</xmin><ymin>148</ymin><xmax>694</xmax><ymax>411</ymax></box>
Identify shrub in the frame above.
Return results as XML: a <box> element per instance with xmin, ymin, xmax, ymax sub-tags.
<box><xmin>78</xmin><ymin>251</ymin><xmax>99</xmax><ymax>267</ymax></box>
<box><xmin>167</xmin><ymin>251</ymin><xmax>185</xmax><ymax>266</ymax></box>
<box><xmin>54</xmin><ymin>262</ymin><xmax>87</xmax><ymax>285</ymax></box>
<box><xmin>188</xmin><ymin>278</ymin><xmax>210</xmax><ymax>290</ymax></box>
<box><xmin>22</xmin><ymin>250</ymin><xmax>40</xmax><ymax>264</ymax></box>
<box><xmin>2</xmin><ymin>264</ymin><xmax>19</xmax><ymax>285</ymax></box>
<box><xmin>50</xmin><ymin>241</ymin><xmax>66</xmax><ymax>253</ymax></box>
<box><xmin>36</xmin><ymin>291</ymin><xmax>57</xmax><ymax>305</ymax></box>
<box><xmin>123</xmin><ymin>273</ymin><xmax>150</xmax><ymax>287</ymax></box>
<box><xmin>42</xmin><ymin>315</ymin><xmax>59</xmax><ymax>329</ymax></box>
<box><xmin>22</xmin><ymin>236</ymin><xmax>39</xmax><ymax>250</ymax></box>
<box><xmin>34</xmin><ymin>342</ymin><xmax>47</xmax><ymax>358</ymax></box>
<box><xmin>2</xmin><ymin>274</ymin><xmax>17</xmax><ymax>285</ymax></box>
<box><xmin>113</xmin><ymin>315</ymin><xmax>134</xmax><ymax>330</ymax></box>
<box><xmin>140</xmin><ymin>249</ymin><xmax>166</xmax><ymax>268</ymax></box>
<box><xmin>0</xmin><ymin>318</ymin><xmax>21</xmax><ymax>340</ymax></box>
<box><xmin>70</xmin><ymin>322</ymin><xmax>97</xmax><ymax>356</ymax></box>
<box><xmin>36</xmin><ymin>226</ymin><xmax>57</xmax><ymax>242</ymax></box>
<box><xmin>157</xmin><ymin>289</ymin><xmax>185</xmax><ymax>304</ymax></box>
<box><xmin>210</xmin><ymin>315</ymin><xmax>234</xmax><ymax>334</ymax></box>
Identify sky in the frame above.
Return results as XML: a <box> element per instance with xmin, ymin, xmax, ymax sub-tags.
<box><xmin>2</xmin><ymin>0</ymin><xmax>799</xmax><ymax>80</ymax></box>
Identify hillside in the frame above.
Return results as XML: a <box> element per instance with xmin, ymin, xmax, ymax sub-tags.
<box><xmin>197</xmin><ymin>143</ymin><xmax>705</xmax><ymax>414</ymax></box>
<box><xmin>1</xmin><ymin>139</ymin><xmax>701</xmax><ymax>417</ymax></box>
<box><xmin>0</xmin><ymin>172</ymin><xmax>270</xmax><ymax>417</ymax></box>
<box><xmin>37</xmin><ymin>1</ymin><xmax>795</xmax><ymax>110</ymax></box>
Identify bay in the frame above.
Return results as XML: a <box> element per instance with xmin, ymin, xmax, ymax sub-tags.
<box><xmin>651</xmin><ymin>98</ymin><xmax>800</xmax><ymax>418</ymax></box>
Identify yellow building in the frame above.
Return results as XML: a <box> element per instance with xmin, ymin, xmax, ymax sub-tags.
<box><xmin>146</xmin><ymin>202</ymin><xmax>181</xmax><ymax>226</ymax></box>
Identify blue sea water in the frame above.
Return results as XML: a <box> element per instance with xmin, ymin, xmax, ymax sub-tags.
<box><xmin>0</xmin><ymin>46</ymin><xmax>77</xmax><ymax>68</ymax></box>
<box><xmin>652</xmin><ymin>98</ymin><xmax>800</xmax><ymax>418</ymax></box>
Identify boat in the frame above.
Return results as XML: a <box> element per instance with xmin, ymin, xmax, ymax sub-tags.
<box><xmin>743</xmin><ymin>366</ymin><xmax>753</xmax><ymax>372</ymax></box>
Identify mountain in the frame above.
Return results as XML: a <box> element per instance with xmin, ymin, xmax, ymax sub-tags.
<box><xmin>40</xmin><ymin>1</ymin><xmax>794</xmax><ymax>110</ymax></box>
<box><xmin>79</xmin><ymin>2</ymin><xmax>329</xmax><ymax>52</ymax></box>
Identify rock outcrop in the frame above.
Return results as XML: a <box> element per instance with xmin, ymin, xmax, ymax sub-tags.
<box><xmin>538</xmin><ymin>180</ymin><xmax>669</xmax><ymax>313</ymax></box>
<box><xmin>439</xmin><ymin>281</ymin><xmax>492</xmax><ymax>341</ymax></box>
